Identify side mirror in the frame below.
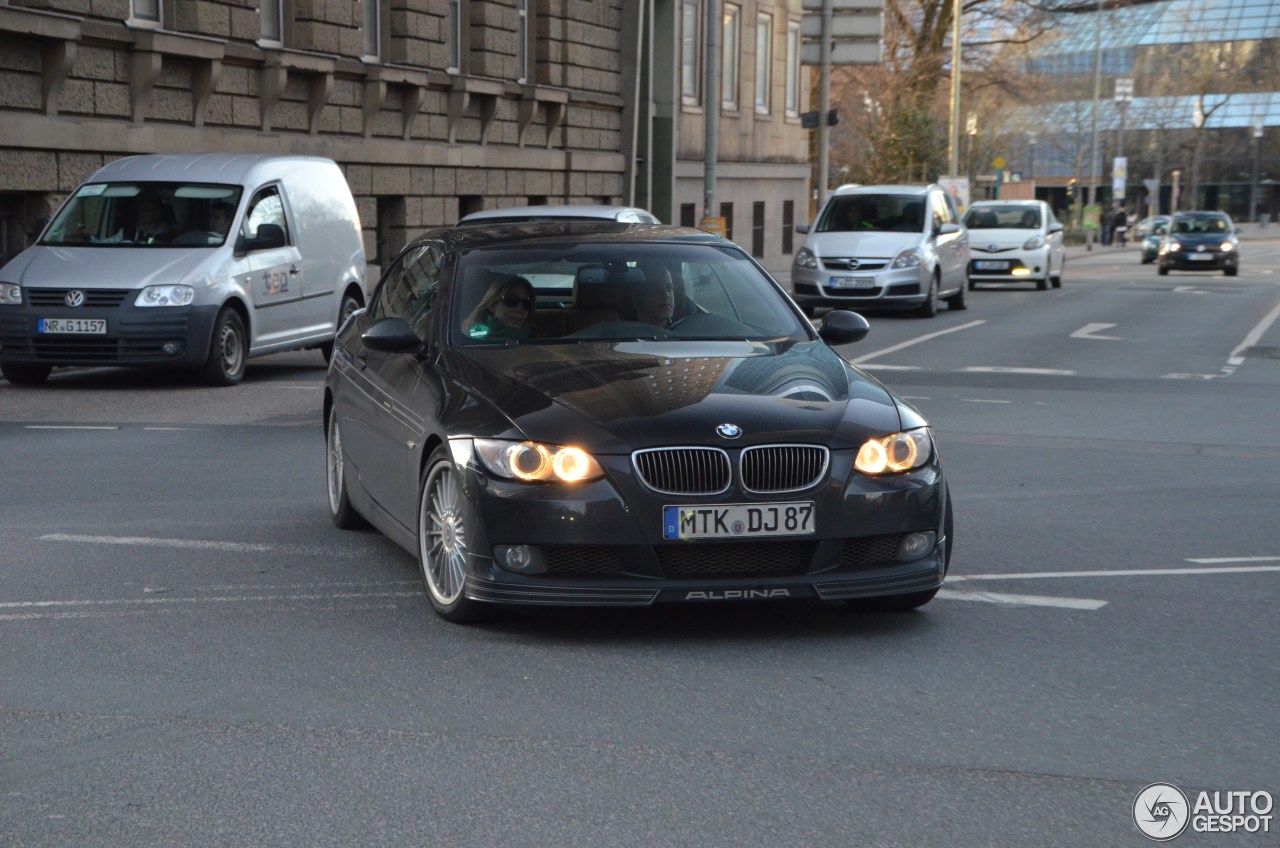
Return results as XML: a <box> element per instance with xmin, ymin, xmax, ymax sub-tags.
<box><xmin>362</xmin><ymin>317</ymin><xmax>422</xmax><ymax>354</ymax></box>
<box><xmin>795</xmin><ymin>223</ymin><xmax>810</xmax><ymax>235</ymax></box>
<box><xmin>241</xmin><ymin>222</ymin><xmax>287</xmax><ymax>253</ymax></box>
<box><xmin>936</xmin><ymin>222</ymin><xmax>961</xmax><ymax>236</ymax></box>
<box><xmin>818</xmin><ymin>309</ymin><xmax>870</xmax><ymax>346</ymax></box>
<box><xmin>1048</xmin><ymin>222</ymin><xmax>1064</xmax><ymax>234</ymax></box>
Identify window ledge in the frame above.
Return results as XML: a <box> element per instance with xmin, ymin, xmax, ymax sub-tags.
<box><xmin>0</xmin><ymin>6</ymin><xmax>82</xmax><ymax>116</ymax></box>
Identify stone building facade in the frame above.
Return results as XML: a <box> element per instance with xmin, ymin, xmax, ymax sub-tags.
<box><xmin>0</xmin><ymin>0</ymin><xmax>810</xmax><ymax>283</ymax></box>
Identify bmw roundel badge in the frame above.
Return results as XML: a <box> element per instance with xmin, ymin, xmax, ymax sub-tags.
<box><xmin>716</xmin><ymin>423</ymin><xmax>742</xmax><ymax>439</ymax></box>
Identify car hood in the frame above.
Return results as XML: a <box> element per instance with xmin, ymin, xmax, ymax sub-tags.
<box><xmin>969</xmin><ymin>228</ymin><xmax>1038</xmax><ymax>249</ymax></box>
<box><xmin>444</xmin><ymin>340</ymin><xmax>907</xmax><ymax>454</ymax></box>
<box><xmin>1169</xmin><ymin>232</ymin><xmax>1234</xmax><ymax>248</ymax></box>
<box><xmin>804</xmin><ymin>231</ymin><xmax>921</xmax><ymax>259</ymax></box>
<box><xmin>0</xmin><ymin>244</ymin><xmax>218</xmax><ymax>288</ymax></box>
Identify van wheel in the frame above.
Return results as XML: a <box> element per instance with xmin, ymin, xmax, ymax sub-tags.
<box><xmin>198</xmin><ymin>308</ymin><xmax>247</xmax><ymax>386</ymax></box>
<box><xmin>917</xmin><ymin>273</ymin><xmax>939</xmax><ymax>318</ymax></box>
<box><xmin>320</xmin><ymin>292</ymin><xmax>362</xmax><ymax>362</ymax></box>
<box><xmin>1</xmin><ymin>362</ymin><xmax>52</xmax><ymax>386</ymax></box>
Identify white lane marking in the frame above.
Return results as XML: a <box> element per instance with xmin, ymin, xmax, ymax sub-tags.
<box><xmin>958</xmin><ymin>366</ymin><xmax>1076</xmax><ymax>376</ymax></box>
<box><xmin>1186</xmin><ymin>556</ymin><xmax>1280</xmax><ymax>565</ymax></box>
<box><xmin>143</xmin><ymin>427</ymin><xmax>201</xmax><ymax>431</ymax></box>
<box><xmin>1162</xmin><ymin>373</ymin><xmax>1221</xmax><ymax>380</ymax></box>
<box><xmin>847</xmin><ymin>319</ymin><xmax>986</xmax><ymax>365</ymax></box>
<box><xmin>961</xmin><ymin>398</ymin><xmax>1012</xmax><ymax>404</ymax></box>
<box><xmin>1172</xmin><ymin>286</ymin><xmax>1211</xmax><ymax>295</ymax></box>
<box><xmin>1230</xmin><ymin>296</ymin><xmax>1280</xmax><ymax>360</ymax></box>
<box><xmin>24</xmin><ymin>425</ymin><xmax>120</xmax><ymax>431</ymax></box>
<box><xmin>1070</xmin><ymin>322</ymin><xmax>1123</xmax><ymax>340</ymax></box>
<box><xmin>948</xmin><ymin>565</ymin><xmax>1280</xmax><ymax>581</ymax></box>
<box><xmin>936</xmin><ymin>589</ymin><xmax>1106</xmax><ymax>610</ymax></box>
<box><xmin>40</xmin><ymin>533</ymin><xmax>272</xmax><ymax>553</ymax></box>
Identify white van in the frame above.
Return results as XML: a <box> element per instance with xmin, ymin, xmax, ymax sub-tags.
<box><xmin>0</xmin><ymin>153</ymin><xmax>366</xmax><ymax>385</ymax></box>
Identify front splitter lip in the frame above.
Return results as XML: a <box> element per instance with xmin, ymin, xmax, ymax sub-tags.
<box><xmin>463</xmin><ymin>559</ymin><xmax>945</xmax><ymax>607</ymax></box>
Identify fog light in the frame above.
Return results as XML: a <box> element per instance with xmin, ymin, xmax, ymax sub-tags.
<box><xmin>495</xmin><ymin>544</ymin><xmax>546</xmax><ymax>574</ymax></box>
<box><xmin>897</xmin><ymin>531</ymin><xmax>936</xmax><ymax>561</ymax></box>
<box><xmin>1011</xmin><ymin>268</ymin><xmax>1032</xmax><ymax>276</ymax></box>
<box><xmin>162</xmin><ymin>342</ymin><xmax>179</xmax><ymax>356</ymax></box>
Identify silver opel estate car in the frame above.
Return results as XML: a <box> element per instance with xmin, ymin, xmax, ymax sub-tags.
<box><xmin>791</xmin><ymin>184</ymin><xmax>969</xmax><ymax>318</ymax></box>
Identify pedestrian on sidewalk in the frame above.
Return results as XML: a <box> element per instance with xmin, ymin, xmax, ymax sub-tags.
<box><xmin>1114</xmin><ymin>206</ymin><xmax>1129</xmax><ymax>247</ymax></box>
<box><xmin>1102</xmin><ymin>201</ymin><xmax>1117</xmax><ymax>246</ymax></box>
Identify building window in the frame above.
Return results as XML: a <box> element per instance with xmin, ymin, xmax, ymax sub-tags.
<box><xmin>751</xmin><ymin>201</ymin><xmax>765</xmax><ymax>258</ymax></box>
<box><xmin>517</xmin><ymin>0</ymin><xmax>530</xmax><ymax>82</ymax></box>
<box><xmin>363</xmin><ymin>1</ymin><xmax>385</xmax><ymax>60</ymax></box>
<box><xmin>447</xmin><ymin>0</ymin><xmax>466</xmax><ymax>73</ymax></box>
<box><xmin>132</xmin><ymin>0</ymin><xmax>161</xmax><ymax>25</ymax></box>
<box><xmin>782</xmin><ymin>200</ymin><xmax>794</xmax><ymax>254</ymax></box>
<box><xmin>755</xmin><ymin>14</ymin><xmax>772</xmax><ymax>114</ymax></box>
<box><xmin>720</xmin><ymin>202</ymin><xmax>734</xmax><ymax>242</ymax></box>
<box><xmin>722</xmin><ymin>4</ymin><xmax>740</xmax><ymax>110</ymax></box>
<box><xmin>681</xmin><ymin>203</ymin><xmax>696</xmax><ymax>227</ymax></box>
<box><xmin>681</xmin><ymin>0</ymin><xmax>701</xmax><ymax>105</ymax></box>
<box><xmin>261</xmin><ymin>0</ymin><xmax>284</xmax><ymax>44</ymax></box>
<box><xmin>785</xmin><ymin>21</ymin><xmax>800</xmax><ymax>116</ymax></box>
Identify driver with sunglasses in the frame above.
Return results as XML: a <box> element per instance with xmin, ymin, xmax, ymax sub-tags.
<box><xmin>463</xmin><ymin>274</ymin><xmax>537</xmax><ymax>341</ymax></box>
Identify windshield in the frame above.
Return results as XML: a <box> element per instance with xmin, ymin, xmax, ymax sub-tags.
<box><xmin>452</xmin><ymin>242</ymin><xmax>811</xmax><ymax>345</ymax></box>
<box><xmin>1173</xmin><ymin>214</ymin><xmax>1231</xmax><ymax>235</ymax></box>
<box><xmin>815</xmin><ymin>194</ymin><xmax>925</xmax><ymax>234</ymax></box>
<box><xmin>964</xmin><ymin>205</ymin><xmax>1042</xmax><ymax>230</ymax></box>
<box><xmin>41</xmin><ymin>182</ymin><xmax>244</xmax><ymax>248</ymax></box>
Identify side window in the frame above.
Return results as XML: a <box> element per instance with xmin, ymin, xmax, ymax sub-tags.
<box><xmin>941</xmin><ymin>191</ymin><xmax>960</xmax><ymax>223</ymax></box>
<box><xmin>245</xmin><ymin>186</ymin><xmax>290</xmax><ymax>243</ymax></box>
<box><xmin>368</xmin><ymin>243</ymin><xmax>442</xmax><ymax>339</ymax></box>
<box><xmin>930</xmin><ymin>192</ymin><xmax>949</xmax><ymax>229</ymax></box>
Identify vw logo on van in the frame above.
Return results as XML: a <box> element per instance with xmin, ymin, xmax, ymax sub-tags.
<box><xmin>716</xmin><ymin>423</ymin><xmax>743</xmax><ymax>439</ymax></box>
<box><xmin>64</xmin><ymin>290</ymin><xmax>85</xmax><ymax>308</ymax></box>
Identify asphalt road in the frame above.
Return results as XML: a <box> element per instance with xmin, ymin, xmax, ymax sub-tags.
<box><xmin>2</xmin><ymin>242</ymin><xmax>1278</xmax><ymax>847</ymax></box>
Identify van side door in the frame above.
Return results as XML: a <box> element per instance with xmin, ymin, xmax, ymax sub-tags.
<box><xmin>237</xmin><ymin>184</ymin><xmax>304</xmax><ymax>349</ymax></box>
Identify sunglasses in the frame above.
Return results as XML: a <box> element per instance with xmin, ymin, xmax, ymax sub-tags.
<box><xmin>499</xmin><ymin>293</ymin><xmax>535</xmax><ymax>310</ymax></box>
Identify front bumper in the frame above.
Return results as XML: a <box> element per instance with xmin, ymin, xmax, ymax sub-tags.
<box><xmin>967</xmin><ymin>247</ymin><xmax>1049</xmax><ymax>281</ymax></box>
<box><xmin>0</xmin><ymin>298</ymin><xmax>218</xmax><ymax>368</ymax></box>
<box><xmin>1160</xmin><ymin>251</ymin><xmax>1237</xmax><ymax>271</ymax></box>
<box><xmin>790</xmin><ymin>263</ymin><xmax>929</xmax><ymax>310</ymax></box>
<box><xmin>451</xmin><ymin>442</ymin><xmax>950</xmax><ymax>607</ymax></box>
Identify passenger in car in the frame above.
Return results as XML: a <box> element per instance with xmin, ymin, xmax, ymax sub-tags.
<box><xmin>623</xmin><ymin>267</ymin><xmax>676</xmax><ymax>328</ymax></box>
<box><xmin>462</xmin><ymin>275</ymin><xmax>537</xmax><ymax>341</ymax></box>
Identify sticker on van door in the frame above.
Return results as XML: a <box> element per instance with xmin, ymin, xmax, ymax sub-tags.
<box><xmin>263</xmin><ymin>269</ymin><xmax>290</xmax><ymax>295</ymax></box>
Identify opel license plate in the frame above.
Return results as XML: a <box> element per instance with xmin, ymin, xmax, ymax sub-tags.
<box><xmin>663</xmin><ymin>502</ymin><xmax>815</xmax><ymax>540</ymax></box>
<box><xmin>39</xmin><ymin>318</ymin><xmax>107</xmax><ymax>335</ymax></box>
<box><xmin>828</xmin><ymin>276</ymin><xmax>875</xmax><ymax>289</ymax></box>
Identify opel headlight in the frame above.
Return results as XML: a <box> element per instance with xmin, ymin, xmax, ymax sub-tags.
<box><xmin>1023</xmin><ymin>235</ymin><xmax>1046</xmax><ymax>250</ymax></box>
<box><xmin>855</xmin><ymin>428</ymin><xmax>933</xmax><ymax>475</ymax></box>
<box><xmin>0</xmin><ymin>283</ymin><xmax>21</xmax><ymax>305</ymax></box>
<box><xmin>474</xmin><ymin>439</ymin><xmax>604</xmax><ymax>483</ymax></box>
<box><xmin>136</xmin><ymin>285</ymin><xmax>195</xmax><ymax>307</ymax></box>
<box><xmin>891</xmin><ymin>248</ymin><xmax>923</xmax><ymax>269</ymax></box>
<box><xmin>794</xmin><ymin>247</ymin><xmax>819</xmax><ymax>269</ymax></box>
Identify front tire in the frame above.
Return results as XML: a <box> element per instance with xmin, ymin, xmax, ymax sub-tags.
<box><xmin>1157</xmin><ymin>263</ymin><xmax>1170</xmax><ymax>276</ymax></box>
<box><xmin>418</xmin><ymin>447</ymin><xmax>485</xmax><ymax>623</ymax></box>
<box><xmin>1225</xmin><ymin>266</ymin><xmax>1238</xmax><ymax>277</ymax></box>
<box><xmin>1</xmin><ymin>362</ymin><xmax>52</xmax><ymax>386</ymax></box>
<box><xmin>198</xmin><ymin>307</ymin><xmax>247</xmax><ymax>386</ymax></box>
<box><xmin>917</xmin><ymin>273</ymin><xmax>939</xmax><ymax>318</ymax></box>
<box><xmin>326</xmin><ymin>407</ymin><xmax>367</xmax><ymax>529</ymax></box>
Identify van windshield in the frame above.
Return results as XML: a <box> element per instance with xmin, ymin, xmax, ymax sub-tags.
<box><xmin>41</xmin><ymin>182</ymin><xmax>244</xmax><ymax>248</ymax></box>
<box><xmin>816</xmin><ymin>194</ymin><xmax>925</xmax><ymax>234</ymax></box>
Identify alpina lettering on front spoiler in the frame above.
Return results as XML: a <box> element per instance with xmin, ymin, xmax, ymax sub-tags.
<box><xmin>685</xmin><ymin>589</ymin><xmax>792</xmax><ymax>601</ymax></box>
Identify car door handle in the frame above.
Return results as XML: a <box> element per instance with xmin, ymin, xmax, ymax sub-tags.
<box><xmin>289</xmin><ymin>265</ymin><xmax>300</xmax><ymax>275</ymax></box>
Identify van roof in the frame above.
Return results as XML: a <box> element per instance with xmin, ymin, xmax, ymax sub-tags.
<box><xmin>89</xmin><ymin>153</ymin><xmax>335</xmax><ymax>184</ymax></box>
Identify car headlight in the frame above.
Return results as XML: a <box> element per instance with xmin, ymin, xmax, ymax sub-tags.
<box><xmin>854</xmin><ymin>428</ymin><xmax>933</xmax><ymax>475</ymax></box>
<box><xmin>891</xmin><ymin>248</ymin><xmax>922</xmax><ymax>269</ymax></box>
<box><xmin>0</xmin><ymin>283</ymin><xmax>21</xmax><ymax>305</ymax></box>
<box><xmin>1166</xmin><ymin>241</ymin><xmax>1181</xmax><ymax>252</ymax></box>
<box><xmin>474</xmin><ymin>438</ymin><xmax>604</xmax><ymax>483</ymax></box>
<box><xmin>136</xmin><ymin>285</ymin><xmax>195</xmax><ymax>307</ymax></box>
<box><xmin>794</xmin><ymin>247</ymin><xmax>818</xmax><ymax>269</ymax></box>
<box><xmin>1023</xmin><ymin>235</ymin><xmax>1045</xmax><ymax>250</ymax></box>
<box><xmin>1221</xmin><ymin>242</ymin><xmax>1234</xmax><ymax>252</ymax></box>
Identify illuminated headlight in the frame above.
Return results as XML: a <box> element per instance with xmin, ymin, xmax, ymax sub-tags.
<box><xmin>794</xmin><ymin>247</ymin><xmax>818</xmax><ymax>269</ymax></box>
<box><xmin>854</xmin><ymin>428</ymin><xmax>933</xmax><ymax>475</ymax></box>
<box><xmin>0</xmin><ymin>283</ymin><xmax>21</xmax><ymax>305</ymax></box>
<box><xmin>136</xmin><ymin>285</ymin><xmax>195</xmax><ymax>307</ymax></box>
<box><xmin>1221</xmin><ymin>242</ymin><xmax>1234</xmax><ymax>252</ymax></box>
<box><xmin>474</xmin><ymin>438</ymin><xmax>604</xmax><ymax>483</ymax></box>
<box><xmin>1166</xmin><ymin>241</ymin><xmax>1181</xmax><ymax>252</ymax></box>
<box><xmin>891</xmin><ymin>248</ymin><xmax>923</xmax><ymax>269</ymax></box>
<box><xmin>1023</xmin><ymin>235</ymin><xmax>1045</xmax><ymax>250</ymax></box>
